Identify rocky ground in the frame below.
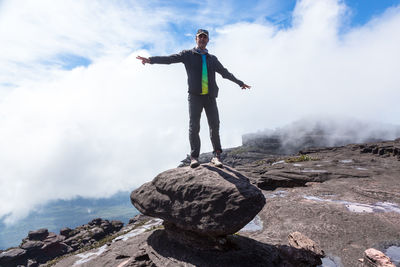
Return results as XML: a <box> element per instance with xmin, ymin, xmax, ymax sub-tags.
<box><xmin>1</xmin><ymin>137</ymin><xmax>400</xmax><ymax>267</ymax></box>
<box><xmin>232</xmin><ymin>139</ymin><xmax>400</xmax><ymax>266</ymax></box>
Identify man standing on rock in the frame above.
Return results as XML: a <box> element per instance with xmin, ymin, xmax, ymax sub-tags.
<box><xmin>137</xmin><ymin>29</ymin><xmax>251</xmax><ymax>168</ymax></box>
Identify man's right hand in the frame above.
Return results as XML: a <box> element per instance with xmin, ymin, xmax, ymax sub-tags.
<box><xmin>136</xmin><ymin>56</ymin><xmax>150</xmax><ymax>65</ymax></box>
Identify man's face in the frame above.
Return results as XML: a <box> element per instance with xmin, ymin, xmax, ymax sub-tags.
<box><xmin>196</xmin><ymin>34</ymin><xmax>209</xmax><ymax>49</ymax></box>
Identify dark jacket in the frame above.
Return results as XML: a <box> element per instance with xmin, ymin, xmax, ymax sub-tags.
<box><xmin>149</xmin><ymin>48</ymin><xmax>244</xmax><ymax>98</ymax></box>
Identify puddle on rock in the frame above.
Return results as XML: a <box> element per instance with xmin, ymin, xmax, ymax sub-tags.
<box><xmin>264</xmin><ymin>190</ymin><xmax>288</xmax><ymax>199</ymax></box>
<box><xmin>239</xmin><ymin>215</ymin><xmax>263</xmax><ymax>232</ymax></box>
<box><xmin>318</xmin><ymin>254</ymin><xmax>343</xmax><ymax>267</ymax></box>
<box><xmin>386</xmin><ymin>246</ymin><xmax>400</xmax><ymax>266</ymax></box>
<box><xmin>74</xmin><ymin>245</ymin><xmax>108</xmax><ymax>266</ymax></box>
<box><xmin>304</xmin><ymin>196</ymin><xmax>400</xmax><ymax>214</ymax></box>
<box><xmin>272</xmin><ymin>160</ymin><xmax>286</xmax><ymax>166</ymax></box>
<box><xmin>356</xmin><ymin>167</ymin><xmax>368</xmax><ymax>171</ymax></box>
<box><xmin>113</xmin><ymin>218</ymin><xmax>163</xmax><ymax>242</ymax></box>
<box><xmin>293</xmin><ymin>163</ymin><xmax>303</xmax><ymax>167</ymax></box>
<box><xmin>340</xmin><ymin>159</ymin><xmax>353</xmax><ymax>163</ymax></box>
<box><xmin>301</xmin><ymin>169</ymin><xmax>328</xmax><ymax>173</ymax></box>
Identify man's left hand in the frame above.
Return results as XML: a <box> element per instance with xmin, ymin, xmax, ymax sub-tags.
<box><xmin>241</xmin><ymin>84</ymin><xmax>251</xmax><ymax>90</ymax></box>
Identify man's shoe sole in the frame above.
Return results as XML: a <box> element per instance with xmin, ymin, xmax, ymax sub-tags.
<box><xmin>190</xmin><ymin>162</ymin><xmax>200</xmax><ymax>168</ymax></box>
<box><xmin>211</xmin><ymin>158</ymin><xmax>223</xmax><ymax>168</ymax></box>
<box><xmin>212</xmin><ymin>163</ymin><xmax>223</xmax><ymax>168</ymax></box>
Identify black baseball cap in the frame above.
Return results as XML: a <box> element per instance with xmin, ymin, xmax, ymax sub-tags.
<box><xmin>196</xmin><ymin>29</ymin><xmax>209</xmax><ymax>37</ymax></box>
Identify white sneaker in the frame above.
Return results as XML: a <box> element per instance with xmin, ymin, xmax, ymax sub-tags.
<box><xmin>211</xmin><ymin>156</ymin><xmax>223</xmax><ymax>168</ymax></box>
<box><xmin>190</xmin><ymin>157</ymin><xmax>200</xmax><ymax>168</ymax></box>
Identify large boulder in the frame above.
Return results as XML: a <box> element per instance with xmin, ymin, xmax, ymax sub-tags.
<box><xmin>130</xmin><ymin>164</ymin><xmax>266</xmax><ymax>237</ymax></box>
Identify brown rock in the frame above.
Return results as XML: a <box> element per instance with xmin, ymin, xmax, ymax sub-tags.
<box><xmin>363</xmin><ymin>248</ymin><xmax>395</xmax><ymax>267</ymax></box>
<box><xmin>288</xmin><ymin>231</ymin><xmax>325</xmax><ymax>257</ymax></box>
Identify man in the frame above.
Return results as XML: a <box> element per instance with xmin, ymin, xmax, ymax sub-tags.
<box><xmin>137</xmin><ymin>29</ymin><xmax>251</xmax><ymax>168</ymax></box>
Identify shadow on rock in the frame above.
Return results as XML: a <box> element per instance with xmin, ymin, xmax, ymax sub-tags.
<box><xmin>203</xmin><ymin>164</ymin><xmax>250</xmax><ymax>183</ymax></box>
<box><xmin>146</xmin><ymin>229</ymin><xmax>322</xmax><ymax>267</ymax></box>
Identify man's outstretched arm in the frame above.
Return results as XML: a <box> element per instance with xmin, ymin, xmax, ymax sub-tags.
<box><xmin>214</xmin><ymin>57</ymin><xmax>251</xmax><ymax>90</ymax></box>
<box><xmin>136</xmin><ymin>52</ymin><xmax>185</xmax><ymax>65</ymax></box>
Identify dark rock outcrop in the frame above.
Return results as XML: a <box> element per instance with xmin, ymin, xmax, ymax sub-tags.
<box><xmin>27</xmin><ymin>228</ymin><xmax>48</xmax><ymax>241</ymax></box>
<box><xmin>0</xmin><ymin>248</ymin><xmax>27</xmax><ymax>267</ymax></box>
<box><xmin>59</xmin><ymin>227</ymin><xmax>72</xmax><ymax>237</ymax></box>
<box><xmin>0</xmin><ymin>218</ymin><xmax>124</xmax><ymax>267</ymax></box>
<box><xmin>131</xmin><ymin>164</ymin><xmax>266</xmax><ymax>239</ymax></box>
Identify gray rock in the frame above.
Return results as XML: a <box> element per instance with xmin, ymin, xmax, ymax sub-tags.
<box><xmin>128</xmin><ymin>214</ymin><xmax>153</xmax><ymax>225</ymax></box>
<box><xmin>131</xmin><ymin>164</ymin><xmax>266</xmax><ymax>237</ymax></box>
<box><xmin>20</xmin><ymin>240</ymin><xmax>44</xmax><ymax>251</ymax></box>
<box><xmin>27</xmin><ymin>259</ymin><xmax>39</xmax><ymax>267</ymax></box>
<box><xmin>39</xmin><ymin>242</ymin><xmax>72</xmax><ymax>263</ymax></box>
<box><xmin>43</xmin><ymin>232</ymin><xmax>65</xmax><ymax>245</ymax></box>
<box><xmin>111</xmin><ymin>220</ymin><xmax>124</xmax><ymax>232</ymax></box>
<box><xmin>64</xmin><ymin>231</ymin><xmax>85</xmax><ymax>247</ymax></box>
<box><xmin>89</xmin><ymin>218</ymin><xmax>103</xmax><ymax>226</ymax></box>
<box><xmin>0</xmin><ymin>248</ymin><xmax>27</xmax><ymax>267</ymax></box>
<box><xmin>100</xmin><ymin>221</ymin><xmax>112</xmax><ymax>233</ymax></box>
<box><xmin>59</xmin><ymin>227</ymin><xmax>72</xmax><ymax>237</ymax></box>
<box><xmin>90</xmin><ymin>227</ymin><xmax>105</xmax><ymax>240</ymax></box>
<box><xmin>28</xmin><ymin>228</ymin><xmax>49</xmax><ymax>241</ymax></box>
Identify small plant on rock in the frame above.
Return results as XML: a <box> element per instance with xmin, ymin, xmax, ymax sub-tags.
<box><xmin>285</xmin><ymin>154</ymin><xmax>319</xmax><ymax>163</ymax></box>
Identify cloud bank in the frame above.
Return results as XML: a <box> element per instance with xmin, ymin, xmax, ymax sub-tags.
<box><xmin>1</xmin><ymin>0</ymin><xmax>400</xmax><ymax>224</ymax></box>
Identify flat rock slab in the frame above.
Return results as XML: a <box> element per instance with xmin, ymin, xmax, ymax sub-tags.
<box><xmin>238</xmin><ymin>142</ymin><xmax>400</xmax><ymax>266</ymax></box>
<box><xmin>130</xmin><ymin>164</ymin><xmax>266</xmax><ymax>236</ymax></box>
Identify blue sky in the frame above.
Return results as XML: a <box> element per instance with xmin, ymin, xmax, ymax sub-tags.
<box><xmin>345</xmin><ymin>0</ymin><xmax>400</xmax><ymax>25</ymax></box>
<box><xmin>1</xmin><ymin>0</ymin><xmax>400</xmax><ymax>225</ymax></box>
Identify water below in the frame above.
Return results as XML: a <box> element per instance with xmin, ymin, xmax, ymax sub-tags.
<box><xmin>318</xmin><ymin>255</ymin><xmax>343</xmax><ymax>267</ymax></box>
<box><xmin>272</xmin><ymin>160</ymin><xmax>286</xmax><ymax>166</ymax></box>
<box><xmin>301</xmin><ymin>169</ymin><xmax>328</xmax><ymax>173</ymax></box>
<box><xmin>386</xmin><ymin>246</ymin><xmax>400</xmax><ymax>266</ymax></box>
<box><xmin>304</xmin><ymin>196</ymin><xmax>400</xmax><ymax>214</ymax></box>
<box><xmin>264</xmin><ymin>190</ymin><xmax>288</xmax><ymax>199</ymax></box>
<box><xmin>74</xmin><ymin>244</ymin><xmax>108</xmax><ymax>266</ymax></box>
<box><xmin>239</xmin><ymin>215</ymin><xmax>263</xmax><ymax>232</ymax></box>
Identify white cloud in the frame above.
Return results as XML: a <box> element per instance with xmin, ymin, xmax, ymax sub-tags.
<box><xmin>212</xmin><ymin>0</ymin><xmax>400</xmax><ymax>134</ymax></box>
<box><xmin>0</xmin><ymin>0</ymin><xmax>175</xmax><ymax>85</ymax></box>
<box><xmin>1</xmin><ymin>0</ymin><xmax>400</xmax><ymax>224</ymax></box>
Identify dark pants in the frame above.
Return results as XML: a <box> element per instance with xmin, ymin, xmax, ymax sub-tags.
<box><xmin>188</xmin><ymin>94</ymin><xmax>222</xmax><ymax>158</ymax></box>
